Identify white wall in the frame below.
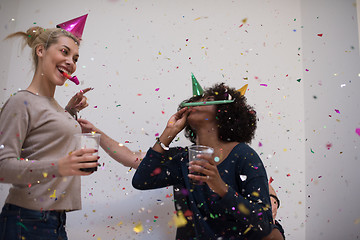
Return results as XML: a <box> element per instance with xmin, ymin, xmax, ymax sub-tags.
<box><xmin>0</xmin><ymin>0</ymin><xmax>358</xmax><ymax>239</ymax></box>
<box><xmin>302</xmin><ymin>0</ymin><xmax>360</xmax><ymax>239</ymax></box>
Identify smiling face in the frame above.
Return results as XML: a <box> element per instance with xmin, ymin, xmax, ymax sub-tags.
<box><xmin>37</xmin><ymin>36</ymin><xmax>79</xmax><ymax>86</ymax></box>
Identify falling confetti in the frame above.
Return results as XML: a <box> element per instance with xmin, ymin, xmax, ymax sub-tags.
<box><xmin>356</xmin><ymin>128</ymin><xmax>360</xmax><ymax>136</ymax></box>
<box><xmin>335</xmin><ymin>109</ymin><xmax>340</xmax><ymax>114</ymax></box>
<box><xmin>50</xmin><ymin>190</ymin><xmax>56</xmax><ymax>198</ymax></box>
<box><xmin>326</xmin><ymin>143</ymin><xmax>332</xmax><ymax>150</ymax></box>
<box><xmin>240</xmin><ymin>175</ymin><xmax>247</xmax><ymax>181</ymax></box>
<box><xmin>238</xmin><ymin>203</ymin><xmax>250</xmax><ymax>215</ymax></box>
<box><xmin>171</xmin><ymin>211</ymin><xmax>187</xmax><ymax>227</ymax></box>
<box><xmin>150</xmin><ymin>167</ymin><xmax>161</xmax><ymax>176</ymax></box>
<box><xmin>133</xmin><ymin>222</ymin><xmax>144</xmax><ymax>233</ymax></box>
<box><xmin>260</xmin><ymin>84</ymin><xmax>268</xmax><ymax>87</ymax></box>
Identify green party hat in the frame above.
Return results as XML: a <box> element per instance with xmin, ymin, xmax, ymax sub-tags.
<box><xmin>191</xmin><ymin>73</ymin><xmax>204</xmax><ymax>96</ymax></box>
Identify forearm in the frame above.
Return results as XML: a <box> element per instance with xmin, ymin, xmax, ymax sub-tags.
<box><xmin>132</xmin><ymin>148</ymin><xmax>182</xmax><ymax>190</ymax></box>
<box><xmin>0</xmin><ymin>158</ymin><xmax>59</xmax><ymax>184</ymax></box>
<box><xmin>96</xmin><ymin>128</ymin><xmax>143</xmax><ymax>169</ymax></box>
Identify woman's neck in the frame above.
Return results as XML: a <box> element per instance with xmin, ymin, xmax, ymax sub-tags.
<box><xmin>195</xmin><ymin>126</ymin><xmax>238</xmax><ymax>164</ymax></box>
<box><xmin>27</xmin><ymin>70</ymin><xmax>55</xmax><ymax>97</ymax></box>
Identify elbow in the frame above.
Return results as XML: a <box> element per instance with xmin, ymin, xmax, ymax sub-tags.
<box><xmin>132</xmin><ymin>173</ymin><xmax>146</xmax><ymax>190</ymax></box>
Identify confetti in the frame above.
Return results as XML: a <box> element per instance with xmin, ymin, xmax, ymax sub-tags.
<box><xmin>214</xmin><ymin>156</ymin><xmax>220</xmax><ymax>162</ymax></box>
<box><xmin>16</xmin><ymin>222</ymin><xmax>28</xmax><ymax>231</ymax></box>
<box><xmin>317</xmin><ymin>33</ymin><xmax>323</xmax><ymax>37</ymax></box>
<box><xmin>269</xmin><ymin>176</ymin><xmax>274</xmax><ymax>184</ymax></box>
<box><xmin>171</xmin><ymin>211</ymin><xmax>187</xmax><ymax>227</ymax></box>
<box><xmin>260</xmin><ymin>84</ymin><xmax>268</xmax><ymax>87</ymax></box>
<box><xmin>150</xmin><ymin>167</ymin><xmax>161</xmax><ymax>176</ymax></box>
<box><xmin>0</xmin><ymin>144</ymin><xmax>4</xmax><ymax>150</ymax></box>
<box><xmin>133</xmin><ymin>222</ymin><xmax>143</xmax><ymax>233</ymax></box>
<box><xmin>240</xmin><ymin>175</ymin><xmax>247</xmax><ymax>181</ymax></box>
<box><xmin>326</xmin><ymin>143</ymin><xmax>332</xmax><ymax>150</ymax></box>
<box><xmin>50</xmin><ymin>190</ymin><xmax>56</xmax><ymax>198</ymax></box>
<box><xmin>356</xmin><ymin>128</ymin><xmax>360</xmax><ymax>136</ymax></box>
<box><xmin>238</xmin><ymin>203</ymin><xmax>250</xmax><ymax>215</ymax></box>
<box><xmin>251</xmin><ymin>191</ymin><xmax>259</xmax><ymax>197</ymax></box>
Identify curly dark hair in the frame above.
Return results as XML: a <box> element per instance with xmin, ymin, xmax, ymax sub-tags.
<box><xmin>178</xmin><ymin>83</ymin><xmax>257</xmax><ymax>144</ymax></box>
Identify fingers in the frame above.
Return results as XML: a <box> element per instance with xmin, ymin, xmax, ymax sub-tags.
<box><xmin>73</xmin><ymin>148</ymin><xmax>98</xmax><ymax>156</ymax></box>
<box><xmin>81</xmin><ymin>87</ymin><xmax>93</xmax><ymax>94</ymax></box>
<box><xmin>77</xmin><ymin>118</ymin><xmax>88</xmax><ymax>124</ymax></box>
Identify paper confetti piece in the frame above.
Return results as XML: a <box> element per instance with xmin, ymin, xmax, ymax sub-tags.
<box><xmin>269</xmin><ymin>176</ymin><xmax>274</xmax><ymax>184</ymax></box>
<box><xmin>171</xmin><ymin>211</ymin><xmax>187</xmax><ymax>228</ymax></box>
<box><xmin>260</xmin><ymin>84</ymin><xmax>268</xmax><ymax>87</ymax></box>
<box><xmin>42</xmin><ymin>172</ymin><xmax>48</xmax><ymax>178</ymax></box>
<box><xmin>16</xmin><ymin>222</ymin><xmax>28</xmax><ymax>231</ymax></box>
<box><xmin>240</xmin><ymin>175</ymin><xmax>247</xmax><ymax>181</ymax></box>
<box><xmin>317</xmin><ymin>33</ymin><xmax>323</xmax><ymax>37</ymax></box>
<box><xmin>244</xmin><ymin>225</ymin><xmax>252</xmax><ymax>234</ymax></box>
<box><xmin>251</xmin><ymin>191</ymin><xmax>260</xmax><ymax>197</ymax></box>
<box><xmin>0</xmin><ymin>144</ymin><xmax>4</xmax><ymax>150</ymax></box>
<box><xmin>150</xmin><ymin>167</ymin><xmax>161</xmax><ymax>176</ymax></box>
<box><xmin>50</xmin><ymin>190</ymin><xmax>56</xmax><ymax>198</ymax></box>
<box><xmin>238</xmin><ymin>203</ymin><xmax>250</xmax><ymax>215</ymax></box>
<box><xmin>356</xmin><ymin>128</ymin><xmax>360</xmax><ymax>136</ymax></box>
<box><xmin>335</xmin><ymin>109</ymin><xmax>340</xmax><ymax>114</ymax></box>
<box><xmin>133</xmin><ymin>222</ymin><xmax>143</xmax><ymax>233</ymax></box>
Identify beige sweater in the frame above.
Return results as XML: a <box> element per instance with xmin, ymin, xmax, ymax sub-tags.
<box><xmin>0</xmin><ymin>90</ymin><xmax>82</xmax><ymax>211</ymax></box>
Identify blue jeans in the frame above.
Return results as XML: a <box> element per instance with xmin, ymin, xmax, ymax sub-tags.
<box><xmin>0</xmin><ymin>204</ymin><xmax>68</xmax><ymax>240</ymax></box>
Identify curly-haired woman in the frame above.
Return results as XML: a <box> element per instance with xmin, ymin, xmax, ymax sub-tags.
<box><xmin>132</xmin><ymin>83</ymin><xmax>274</xmax><ymax>239</ymax></box>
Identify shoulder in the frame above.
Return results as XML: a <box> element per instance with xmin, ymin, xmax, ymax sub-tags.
<box><xmin>232</xmin><ymin>143</ymin><xmax>260</xmax><ymax>159</ymax></box>
<box><xmin>232</xmin><ymin>143</ymin><xmax>266</xmax><ymax>172</ymax></box>
<box><xmin>1</xmin><ymin>91</ymin><xmax>31</xmax><ymax>113</ymax></box>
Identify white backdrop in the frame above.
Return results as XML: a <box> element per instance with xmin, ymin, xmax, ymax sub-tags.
<box><xmin>0</xmin><ymin>0</ymin><xmax>359</xmax><ymax>239</ymax></box>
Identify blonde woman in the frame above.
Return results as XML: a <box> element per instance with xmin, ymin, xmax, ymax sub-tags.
<box><xmin>0</xmin><ymin>24</ymin><xmax>97</xmax><ymax>239</ymax></box>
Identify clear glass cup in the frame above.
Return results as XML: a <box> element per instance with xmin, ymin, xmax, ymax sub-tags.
<box><xmin>74</xmin><ymin>133</ymin><xmax>101</xmax><ymax>172</ymax></box>
<box><xmin>188</xmin><ymin>145</ymin><xmax>214</xmax><ymax>185</ymax></box>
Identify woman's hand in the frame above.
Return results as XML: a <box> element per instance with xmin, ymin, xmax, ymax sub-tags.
<box><xmin>65</xmin><ymin>87</ymin><xmax>92</xmax><ymax>114</ymax></box>
<box><xmin>166</xmin><ymin>107</ymin><xmax>190</xmax><ymax>134</ymax></box>
<box><xmin>58</xmin><ymin>148</ymin><xmax>99</xmax><ymax>176</ymax></box>
<box><xmin>188</xmin><ymin>154</ymin><xmax>229</xmax><ymax>197</ymax></box>
<box><xmin>77</xmin><ymin>118</ymin><xmax>97</xmax><ymax>133</ymax></box>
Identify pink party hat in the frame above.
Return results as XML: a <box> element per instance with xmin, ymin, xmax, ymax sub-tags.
<box><xmin>56</xmin><ymin>14</ymin><xmax>88</xmax><ymax>39</ymax></box>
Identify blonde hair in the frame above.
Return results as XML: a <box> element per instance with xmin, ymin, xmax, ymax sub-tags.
<box><xmin>5</xmin><ymin>26</ymin><xmax>80</xmax><ymax>68</ymax></box>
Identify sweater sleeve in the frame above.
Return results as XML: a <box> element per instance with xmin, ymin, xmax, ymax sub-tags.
<box><xmin>0</xmin><ymin>96</ymin><xmax>59</xmax><ymax>185</ymax></box>
<box><xmin>132</xmin><ymin>148</ymin><xmax>183</xmax><ymax>190</ymax></box>
<box><xmin>215</xmin><ymin>148</ymin><xmax>273</xmax><ymax>237</ymax></box>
